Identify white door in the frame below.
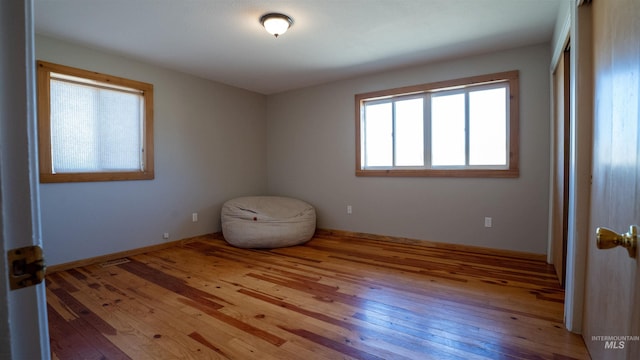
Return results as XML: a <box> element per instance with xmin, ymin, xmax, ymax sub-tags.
<box><xmin>0</xmin><ymin>0</ymin><xmax>51</xmax><ymax>359</ymax></box>
<box><xmin>582</xmin><ymin>0</ymin><xmax>640</xmax><ymax>359</ymax></box>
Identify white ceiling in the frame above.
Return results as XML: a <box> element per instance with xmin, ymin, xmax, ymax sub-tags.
<box><xmin>34</xmin><ymin>0</ymin><xmax>562</xmax><ymax>95</ymax></box>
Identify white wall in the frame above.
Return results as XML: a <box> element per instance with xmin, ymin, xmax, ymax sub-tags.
<box><xmin>267</xmin><ymin>43</ymin><xmax>551</xmax><ymax>254</ymax></box>
<box><xmin>37</xmin><ymin>35</ymin><xmax>268</xmax><ymax>266</ymax></box>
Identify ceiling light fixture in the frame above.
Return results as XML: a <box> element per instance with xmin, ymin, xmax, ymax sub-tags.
<box><xmin>260</xmin><ymin>13</ymin><xmax>293</xmax><ymax>38</ymax></box>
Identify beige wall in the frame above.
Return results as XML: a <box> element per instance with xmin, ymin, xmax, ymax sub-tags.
<box><xmin>38</xmin><ymin>36</ymin><xmax>551</xmax><ymax>263</ymax></box>
<box><xmin>37</xmin><ymin>35</ymin><xmax>268</xmax><ymax>265</ymax></box>
<box><xmin>267</xmin><ymin>43</ymin><xmax>551</xmax><ymax>254</ymax></box>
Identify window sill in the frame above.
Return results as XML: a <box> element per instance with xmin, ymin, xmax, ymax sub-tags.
<box><xmin>40</xmin><ymin>171</ymin><xmax>154</xmax><ymax>183</ymax></box>
<box><xmin>356</xmin><ymin>168</ymin><xmax>519</xmax><ymax>178</ymax></box>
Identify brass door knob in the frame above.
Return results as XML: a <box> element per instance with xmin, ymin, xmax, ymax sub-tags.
<box><xmin>596</xmin><ymin>225</ymin><xmax>637</xmax><ymax>258</ymax></box>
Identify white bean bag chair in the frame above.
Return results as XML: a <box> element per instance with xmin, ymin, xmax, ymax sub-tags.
<box><xmin>221</xmin><ymin>196</ymin><xmax>316</xmax><ymax>249</ymax></box>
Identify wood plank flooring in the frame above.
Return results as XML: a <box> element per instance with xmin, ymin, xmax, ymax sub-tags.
<box><xmin>46</xmin><ymin>231</ymin><xmax>590</xmax><ymax>359</ymax></box>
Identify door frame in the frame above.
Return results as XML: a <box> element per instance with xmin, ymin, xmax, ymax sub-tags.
<box><xmin>547</xmin><ymin>2</ymin><xmax>593</xmax><ymax>333</ymax></box>
<box><xmin>0</xmin><ymin>0</ymin><xmax>51</xmax><ymax>358</ymax></box>
<box><xmin>549</xmin><ymin>40</ymin><xmax>571</xmax><ymax>288</ymax></box>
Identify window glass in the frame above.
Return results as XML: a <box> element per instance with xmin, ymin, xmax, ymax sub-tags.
<box><xmin>395</xmin><ymin>98</ymin><xmax>424</xmax><ymax>166</ymax></box>
<box><xmin>431</xmin><ymin>93</ymin><xmax>466</xmax><ymax>166</ymax></box>
<box><xmin>469</xmin><ymin>87</ymin><xmax>507</xmax><ymax>166</ymax></box>
<box><xmin>364</xmin><ymin>102</ymin><xmax>392</xmax><ymax>167</ymax></box>
<box><xmin>50</xmin><ymin>78</ymin><xmax>143</xmax><ymax>173</ymax></box>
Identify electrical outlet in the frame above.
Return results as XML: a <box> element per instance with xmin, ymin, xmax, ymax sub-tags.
<box><xmin>347</xmin><ymin>205</ymin><xmax>353</xmax><ymax>214</ymax></box>
<box><xmin>163</xmin><ymin>232</ymin><xmax>170</xmax><ymax>239</ymax></box>
<box><xmin>192</xmin><ymin>212</ymin><xmax>198</xmax><ymax>222</ymax></box>
<box><xmin>484</xmin><ymin>217</ymin><xmax>492</xmax><ymax>228</ymax></box>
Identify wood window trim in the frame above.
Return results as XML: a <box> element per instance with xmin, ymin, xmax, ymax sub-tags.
<box><xmin>36</xmin><ymin>60</ymin><xmax>154</xmax><ymax>183</ymax></box>
<box><xmin>355</xmin><ymin>70</ymin><xmax>520</xmax><ymax>178</ymax></box>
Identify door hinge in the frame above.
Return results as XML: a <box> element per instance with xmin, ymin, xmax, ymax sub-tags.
<box><xmin>7</xmin><ymin>245</ymin><xmax>46</xmax><ymax>290</ymax></box>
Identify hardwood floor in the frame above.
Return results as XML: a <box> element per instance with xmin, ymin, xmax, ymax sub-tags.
<box><xmin>46</xmin><ymin>231</ymin><xmax>590</xmax><ymax>359</ymax></box>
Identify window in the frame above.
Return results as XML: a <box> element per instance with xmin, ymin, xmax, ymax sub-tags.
<box><xmin>37</xmin><ymin>61</ymin><xmax>154</xmax><ymax>183</ymax></box>
<box><xmin>356</xmin><ymin>71</ymin><xmax>519</xmax><ymax>177</ymax></box>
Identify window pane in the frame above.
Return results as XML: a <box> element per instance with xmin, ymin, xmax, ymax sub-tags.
<box><xmin>395</xmin><ymin>98</ymin><xmax>424</xmax><ymax>166</ymax></box>
<box><xmin>50</xmin><ymin>79</ymin><xmax>142</xmax><ymax>173</ymax></box>
<box><xmin>98</xmin><ymin>89</ymin><xmax>142</xmax><ymax>170</ymax></box>
<box><xmin>364</xmin><ymin>103</ymin><xmax>392</xmax><ymax>166</ymax></box>
<box><xmin>469</xmin><ymin>87</ymin><xmax>507</xmax><ymax>165</ymax></box>
<box><xmin>431</xmin><ymin>93</ymin><xmax>465</xmax><ymax>166</ymax></box>
<box><xmin>50</xmin><ymin>80</ymin><xmax>98</xmax><ymax>172</ymax></box>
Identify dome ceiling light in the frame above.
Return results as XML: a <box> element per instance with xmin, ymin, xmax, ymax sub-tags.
<box><xmin>260</xmin><ymin>13</ymin><xmax>293</xmax><ymax>38</ymax></box>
